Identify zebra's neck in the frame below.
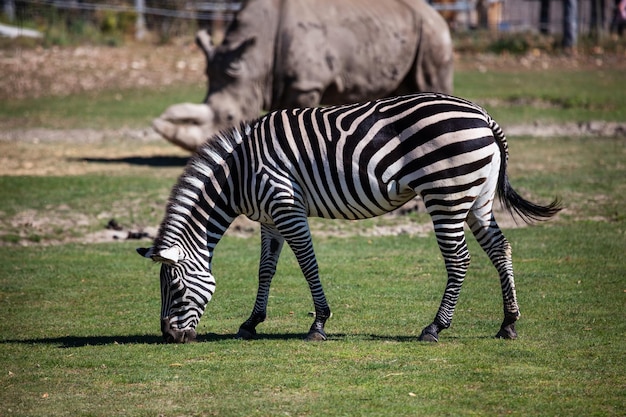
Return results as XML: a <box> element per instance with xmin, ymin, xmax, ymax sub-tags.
<box><xmin>155</xmin><ymin>127</ymin><xmax>246</xmax><ymax>267</ymax></box>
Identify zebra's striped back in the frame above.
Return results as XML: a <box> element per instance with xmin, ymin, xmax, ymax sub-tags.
<box><xmin>235</xmin><ymin>93</ymin><xmax>499</xmax><ymax>221</ymax></box>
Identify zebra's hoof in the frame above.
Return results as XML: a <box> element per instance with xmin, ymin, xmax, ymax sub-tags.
<box><xmin>417</xmin><ymin>332</ymin><xmax>438</xmax><ymax>342</ymax></box>
<box><xmin>495</xmin><ymin>323</ymin><xmax>517</xmax><ymax>340</ymax></box>
<box><xmin>235</xmin><ymin>327</ymin><xmax>257</xmax><ymax>340</ymax></box>
<box><xmin>304</xmin><ymin>330</ymin><xmax>327</xmax><ymax>342</ymax></box>
<box><xmin>418</xmin><ymin>324</ymin><xmax>439</xmax><ymax>342</ymax></box>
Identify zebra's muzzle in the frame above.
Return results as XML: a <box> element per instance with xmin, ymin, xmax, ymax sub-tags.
<box><xmin>161</xmin><ymin>317</ymin><xmax>197</xmax><ymax>344</ymax></box>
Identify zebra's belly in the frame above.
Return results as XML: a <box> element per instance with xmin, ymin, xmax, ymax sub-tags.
<box><xmin>307</xmin><ymin>183</ymin><xmax>417</xmax><ymax>220</ymax></box>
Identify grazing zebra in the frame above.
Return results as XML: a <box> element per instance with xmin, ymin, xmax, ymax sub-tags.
<box><xmin>137</xmin><ymin>93</ymin><xmax>561</xmax><ymax>344</ymax></box>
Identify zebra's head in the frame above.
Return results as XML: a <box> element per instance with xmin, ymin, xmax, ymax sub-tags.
<box><xmin>137</xmin><ymin>245</ymin><xmax>215</xmax><ymax>344</ymax></box>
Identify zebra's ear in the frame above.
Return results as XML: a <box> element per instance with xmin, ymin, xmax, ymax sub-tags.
<box><xmin>136</xmin><ymin>247</ymin><xmax>155</xmax><ymax>259</ymax></box>
<box><xmin>136</xmin><ymin>246</ymin><xmax>183</xmax><ymax>264</ymax></box>
<box><xmin>157</xmin><ymin>246</ymin><xmax>184</xmax><ymax>264</ymax></box>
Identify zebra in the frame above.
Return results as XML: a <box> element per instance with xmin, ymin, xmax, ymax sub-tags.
<box><xmin>137</xmin><ymin>93</ymin><xmax>561</xmax><ymax>344</ymax></box>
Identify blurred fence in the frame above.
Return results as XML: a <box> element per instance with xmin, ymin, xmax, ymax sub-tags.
<box><xmin>1</xmin><ymin>0</ymin><xmax>624</xmax><ymax>41</ymax></box>
<box><xmin>433</xmin><ymin>0</ymin><xmax>623</xmax><ymax>35</ymax></box>
<box><xmin>1</xmin><ymin>0</ymin><xmax>243</xmax><ymax>41</ymax></box>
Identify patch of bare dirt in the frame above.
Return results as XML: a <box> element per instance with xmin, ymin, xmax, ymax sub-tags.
<box><xmin>2</xmin><ymin>40</ymin><xmax>625</xmax><ymax>101</ymax></box>
<box><xmin>455</xmin><ymin>49</ymin><xmax>626</xmax><ymax>72</ymax></box>
<box><xmin>0</xmin><ymin>205</ymin><xmax>160</xmax><ymax>246</ymax></box>
<box><xmin>0</xmin><ymin>40</ymin><xmax>206</xmax><ymax>100</ymax></box>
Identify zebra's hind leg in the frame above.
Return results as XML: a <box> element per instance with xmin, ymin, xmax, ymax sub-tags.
<box><xmin>236</xmin><ymin>224</ymin><xmax>285</xmax><ymax>340</ymax></box>
<box><xmin>419</xmin><ymin>219</ymin><xmax>471</xmax><ymax>342</ymax></box>
<box><xmin>467</xmin><ymin>211</ymin><xmax>519</xmax><ymax>339</ymax></box>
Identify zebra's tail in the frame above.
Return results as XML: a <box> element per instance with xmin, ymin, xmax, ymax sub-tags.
<box><xmin>489</xmin><ymin>116</ymin><xmax>563</xmax><ymax>223</ymax></box>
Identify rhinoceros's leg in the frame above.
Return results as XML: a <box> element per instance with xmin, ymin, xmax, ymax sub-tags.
<box><xmin>237</xmin><ymin>225</ymin><xmax>285</xmax><ymax>339</ymax></box>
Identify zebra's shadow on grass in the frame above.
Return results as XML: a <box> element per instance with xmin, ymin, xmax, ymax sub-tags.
<box><xmin>75</xmin><ymin>155</ymin><xmax>189</xmax><ymax>167</ymax></box>
<box><xmin>1</xmin><ymin>335</ymin><xmax>164</xmax><ymax>348</ymax></box>
<box><xmin>0</xmin><ymin>332</ymin><xmax>314</xmax><ymax>348</ymax></box>
<box><xmin>0</xmin><ymin>332</ymin><xmax>482</xmax><ymax>348</ymax></box>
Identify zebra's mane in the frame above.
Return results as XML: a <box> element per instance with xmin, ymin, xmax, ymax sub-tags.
<box><xmin>190</xmin><ymin>122</ymin><xmax>249</xmax><ymax>176</ymax></box>
<box><xmin>154</xmin><ymin>122</ymin><xmax>251</xmax><ymax>249</ymax></box>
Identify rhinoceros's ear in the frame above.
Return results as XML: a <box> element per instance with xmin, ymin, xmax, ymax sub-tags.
<box><xmin>196</xmin><ymin>29</ymin><xmax>215</xmax><ymax>59</ymax></box>
<box><xmin>231</xmin><ymin>36</ymin><xmax>256</xmax><ymax>58</ymax></box>
<box><xmin>136</xmin><ymin>247</ymin><xmax>155</xmax><ymax>259</ymax></box>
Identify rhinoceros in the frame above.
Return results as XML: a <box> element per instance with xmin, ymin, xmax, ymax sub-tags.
<box><xmin>153</xmin><ymin>0</ymin><xmax>454</xmax><ymax>152</ymax></box>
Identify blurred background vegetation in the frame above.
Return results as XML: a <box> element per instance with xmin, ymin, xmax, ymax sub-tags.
<box><xmin>1</xmin><ymin>0</ymin><xmax>625</xmax><ymax>54</ymax></box>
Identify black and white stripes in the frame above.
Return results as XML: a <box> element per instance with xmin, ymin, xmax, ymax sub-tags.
<box><xmin>138</xmin><ymin>93</ymin><xmax>561</xmax><ymax>343</ymax></box>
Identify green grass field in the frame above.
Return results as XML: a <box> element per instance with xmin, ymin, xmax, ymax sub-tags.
<box><xmin>456</xmin><ymin>68</ymin><xmax>626</xmax><ymax>124</ymax></box>
<box><xmin>1</xmin><ymin>58</ymin><xmax>625</xmax><ymax>416</ymax></box>
<box><xmin>0</xmin><ymin>67</ymin><xmax>624</xmax><ymax>129</ymax></box>
<box><xmin>1</xmin><ymin>222</ymin><xmax>624</xmax><ymax>416</ymax></box>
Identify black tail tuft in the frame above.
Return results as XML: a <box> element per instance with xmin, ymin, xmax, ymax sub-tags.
<box><xmin>488</xmin><ymin>114</ymin><xmax>562</xmax><ymax>224</ymax></box>
<box><xmin>498</xmin><ymin>176</ymin><xmax>562</xmax><ymax>224</ymax></box>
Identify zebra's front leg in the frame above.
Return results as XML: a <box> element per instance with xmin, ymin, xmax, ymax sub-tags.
<box><xmin>419</xmin><ymin>227</ymin><xmax>471</xmax><ymax>342</ymax></box>
<box><xmin>237</xmin><ymin>225</ymin><xmax>285</xmax><ymax>340</ymax></box>
<box><xmin>298</xmin><ymin>241</ymin><xmax>331</xmax><ymax>341</ymax></box>
<box><xmin>305</xmin><ymin>289</ymin><xmax>332</xmax><ymax>341</ymax></box>
<box><xmin>275</xmin><ymin>214</ymin><xmax>331</xmax><ymax>341</ymax></box>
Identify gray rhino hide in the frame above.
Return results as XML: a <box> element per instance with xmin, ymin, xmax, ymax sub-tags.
<box><xmin>153</xmin><ymin>0</ymin><xmax>453</xmax><ymax>152</ymax></box>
